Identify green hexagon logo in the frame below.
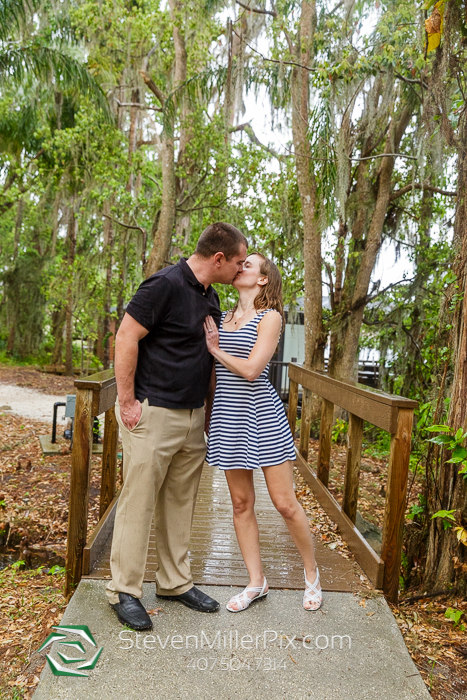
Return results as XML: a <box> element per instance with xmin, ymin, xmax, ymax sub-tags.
<box><xmin>38</xmin><ymin>625</ymin><xmax>103</xmax><ymax>677</ymax></box>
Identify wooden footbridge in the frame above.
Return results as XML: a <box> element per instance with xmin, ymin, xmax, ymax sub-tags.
<box><xmin>64</xmin><ymin>364</ymin><xmax>417</xmax><ymax>604</ymax></box>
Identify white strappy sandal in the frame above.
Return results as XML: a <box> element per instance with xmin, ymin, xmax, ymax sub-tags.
<box><xmin>226</xmin><ymin>577</ymin><xmax>268</xmax><ymax>612</ymax></box>
<box><xmin>303</xmin><ymin>567</ymin><xmax>322</xmax><ymax>611</ymax></box>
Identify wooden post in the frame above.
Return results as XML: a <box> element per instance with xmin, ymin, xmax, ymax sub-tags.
<box><xmin>299</xmin><ymin>388</ymin><xmax>312</xmax><ymax>462</ymax></box>
<box><xmin>65</xmin><ymin>388</ymin><xmax>94</xmax><ymax>596</ymax></box>
<box><xmin>342</xmin><ymin>413</ymin><xmax>364</xmax><ymax>524</ymax></box>
<box><xmin>381</xmin><ymin>408</ymin><xmax>414</xmax><ymax>604</ymax></box>
<box><xmin>99</xmin><ymin>406</ymin><xmax>119</xmax><ymax>519</ymax></box>
<box><xmin>288</xmin><ymin>379</ymin><xmax>299</xmax><ymax>436</ymax></box>
<box><xmin>317</xmin><ymin>399</ymin><xmax>334</xmax><ymax>487</ymax></box>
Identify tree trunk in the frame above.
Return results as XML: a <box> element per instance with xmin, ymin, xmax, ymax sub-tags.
<box><xmin>145</xmin><ymin>0</ymin><xmax>185</xmax><ymax>277</ymax></box>
<box><xmin>6</xmin><ymin>199</ymin><xmax>24</xmax><ymax>353</ymax></box>
<box><xmin>329</xmin><ymin>106</ymin><xmax>412</xmax><ymax>381</ymax></box>
<box><xmin>290</xmin><ymin>0</ymin><xmax>325</xmax><ymax>371</ymax></box>
<box><xmin>102</xmin><ymin>202</ymin><xmax>114</xmax><ymax>370</ymax></box>
<box><xmin>424</xmin><ymin>109</ymin><xmax>467</xmax><ymax>595</ymax></box>
<box><xmin>65</xmin><ymin>205</ymin><xmax>76</xmax><ymax>376</ymax></box>
<box><xmin>51</xmin><ymin>307</ymin><xmax>66</xmax><ymax>366</ymax></box>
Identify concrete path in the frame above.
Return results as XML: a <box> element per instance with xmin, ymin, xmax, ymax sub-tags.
<box><xmin>33</xmin><ymin>580</ymin><xmax>430</xmax><ymax>700</ymax></box>
<box><xmin>0</xmin><ymin>384</ymin><xmax>66</xmax><ymax>422</ymax></box>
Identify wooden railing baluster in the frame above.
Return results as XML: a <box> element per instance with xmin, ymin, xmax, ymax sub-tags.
<box><xmin>65</xmin><ymin>387</ymin><xmax>93</xmax><ymax>596</ymax></box>
<box><xmin>317</xmin><ymin>398</ymin><xmax>334</xmax><ymax>487</ymax></box>
<box><xmin>342</xmin><ymin>413</ymin><xmax>364</xmax><ymax>524</ymax></box>
<box><xmin>298</xmin><ymin>388</ymin><xmax>312</xmax><ymax>462</ymax></box>
<box><xmin>381</xmin><ymin>408</ymin><xmax>414</xmax><ymax>604</ymax></box>
<box><xmin>99</xmin><ymin>405</ymin><xmax>119</xmax><ymax>519</ymax></box>
<box><xmin>288</xmin><ymin>379</ymin><xmax>299</xmax><ymax>436</ymax></box>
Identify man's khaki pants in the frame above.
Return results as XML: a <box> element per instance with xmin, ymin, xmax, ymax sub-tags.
<box><xmin>105</xmin><ymin>399</ymin><xmax>206</xmax><ymax>605</ymax></box>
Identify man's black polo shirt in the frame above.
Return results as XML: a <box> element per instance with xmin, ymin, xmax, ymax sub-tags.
<box><xmin>126</xmin><ymin>258</ymin><xmax>221</xmax><ymax>409</ymax></box>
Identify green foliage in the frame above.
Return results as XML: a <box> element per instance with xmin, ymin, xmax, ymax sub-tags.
<box><xmin>444</xmin><ymin>607</ymin><xmax>465</xmax><ymax>630</ymax></box>
<box><xmin>407</xmin><ymin>494</ymin><xmax>427</xmax><ymax>521</ymax></box>
<box><xmin>431</xmin><ymin>509</ymin><xmax>456</xmax><ymax>529</ymax></box>
<box><xmin>363</xmin><ymin>424</ymin><xmax>391</xmax><ymax>459</ymax></box>
<box><xmin>425</xmin><ymin>423</ymin><xmax>467</xmax><ymax>481</ymax></box>
<box><xmin>331</xmin><ymin>418</ymin><xmax>348</xmax><ymax>444</ymax></box>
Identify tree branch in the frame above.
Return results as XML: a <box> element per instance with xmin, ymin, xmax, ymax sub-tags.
<box><xmin>236</xmin><ymin>1</ymin><xmax>276</xmax><ymax>17</ymax></box>
<box><xmin>102</xmin><ymin>213</ymin><xmax>146</xmax><ymax>236</ymax></box>
<box><xmin>327</xmin><ymin>0</ymin><xmax>344</xmax><ymax>15</ymax></box>
<box><xmin>394</xmin><ymin>71</ymin><xmax>428</xmax><ymax>90</ymax></box>
<box><xmin>232</xmin><ymin>28</ymin><xmax>315</xmax><ymax>72</ymax></box>
<box><xmin>390</xmin><ymin>183</ymin><xmax>457</xmax><ymax>200</ymax></box>
<box><xmin>176</xmin><ymin>198</ymin><xmax>228</xmax><ymax>213</ymax></box>
<box><xmin>349</xmin><ymin>153</ymin><xmax>418</xmax><ymax>162</ymax></box>
<box><xmin>364</xmin><ymin>276</ymin><xmax>417</xmax><ymax>305</ymax></box>
<box><xmin>139</xmin><ymin>71</ymin><xmax>167</xmax><ymax>106</ymax></box>
<box><xmin>230</xmin><ymin>122</ymin><xmax>282</xmax><ymax>159</ymax></box>
<box><xmin>324</xmin><ymin>262</ymin><xmax>335</xmax><ymax>310</ymax></box>
<box><xmin>115</xmin><ymin>98</ymin><xmax>162</xmax><ymax>112</ymax></box>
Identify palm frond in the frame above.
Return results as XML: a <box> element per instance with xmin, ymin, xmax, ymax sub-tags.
<box><xmin>0</xmin><ymin>45</ymin><xmax>113</xmax><ymax>121</ymax></box>
<box><xmin>0</xmin><ymin>0</ymin><xmax>41</xmax><ymax>41</ymax></box>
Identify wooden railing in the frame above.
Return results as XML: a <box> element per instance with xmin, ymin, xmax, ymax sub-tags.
<box><xmin>65</xmin><ymin>364</ymin><xmax>417</xmax><ymax>604</ymax></box>
<box><xmin>287</xmin><ymin>363</ymin><xmax>418</xmax><ymax>604</ymax></box>
<box><xmin>65</xmin><ymin>370</ymin><xmax>118</xmax><ymax>596</ymax></box>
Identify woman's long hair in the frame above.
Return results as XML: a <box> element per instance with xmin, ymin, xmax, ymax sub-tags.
<box><xmin>228</xmin><ymin>252</ymin><xmax>285</xmax><ymax>327</ymax></box>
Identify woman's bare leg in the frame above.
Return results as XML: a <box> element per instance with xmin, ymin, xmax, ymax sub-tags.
<box><xmin>225</xmin><ymin>469</ymin><xmax>268</xmax><ymax>609</ymax></box>
<box><xmin>262</xmin><ymin>460</ymin><xmax>321</xmax><ymax>609</ymax></box>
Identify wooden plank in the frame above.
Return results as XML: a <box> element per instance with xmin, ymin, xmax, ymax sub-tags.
<box><xmin>288</xmin><ymin>364</ymin><xmax>417</xmax><ymax>432</ymax></box>
<box><xmin>65</xmin><ymin>388</ymin><xmax>94</xmax><ymax>596</ymax></box>
<box><xmin>298</xmin><ymin>388</ymin><xmax>312</xmax><ymax>462</ymax></box>
<box><xmin>83</xmin><ymin>466</ymin><xmax>362</xmax><ymax>593</ymax></box>
<box><xmin>288</xmin><ymin>379</ymin><xmax>299</xmax><ymax>436</ymax></box>
<box><xmin>75</xmin><ymin>369</ymin><xmax>117</xmax><ymax>416</ymax></box>
<box><xmin>289</xmin><ymin>363</ymin><xmax>418</xmax><ymax>408</ymax></box>
<box><xmin>99</xmin><ymin>406</ymin><xmax>119</xmax><ymax>519</ymax></box>
<box><xmin>381</xmin><ymin>408</ymin><xmax>414</xmax><ymax>605</ymax></box>
<box><xmin>342</xmin><ymin>413</ymin><xmax>364</xmax><ymax>524</ymax></box>
<box><xmin>83</xmin><ymin>492</ymin><xmax>119</xmax><ymax>575</ymax></box>
<box><xmin>294</xmin><ymin>451</ymin><xmax>384</xmax><ymax>589</ymax></box>
<box><xmin>317</xmin><ymin>398</ymin><xmax>334</xmax><ymax>487</ymax></box>
<box><xmin>94</xmin><ymin>382</ymin><xmax>117</xmax><ymax>417</ymax></box>
<box><xmin>75</xmin><ymin>368</ymin><xmax>116</xmax><ymax>390</ymax></box>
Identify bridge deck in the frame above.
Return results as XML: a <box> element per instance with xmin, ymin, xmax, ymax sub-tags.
<box><xmin>84</xmin><ymin>464</ymin><xmax>363</xmax><ymax>592</ymax></box>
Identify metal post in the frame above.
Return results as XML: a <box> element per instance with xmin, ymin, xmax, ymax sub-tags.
<box><xmin>51</xmin><ymin>403</ymin><xmax>66</xmax><ymax>443</ymax></box>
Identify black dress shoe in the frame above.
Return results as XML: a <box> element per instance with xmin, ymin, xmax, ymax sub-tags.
<box><xmin>110</xmin><ymin>592</ymin><xmax>153</xmax><ymax>630</ymax></box>
<box><xmin>157</xmin><ymin>586</ymin><xmax>220</xmax><ymax>612</ymax></box>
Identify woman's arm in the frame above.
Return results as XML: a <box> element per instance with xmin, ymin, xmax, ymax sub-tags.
<box><xmin>204</xmin><ymin>311</ymin><xmax>282</xmax><ymax>382</ymax></box>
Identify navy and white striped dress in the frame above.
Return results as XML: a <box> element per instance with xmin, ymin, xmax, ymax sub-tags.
<box><xmin>206</xmin><ymin>309</ymin><xmax>296</xmax><ymax>470</ymax></box>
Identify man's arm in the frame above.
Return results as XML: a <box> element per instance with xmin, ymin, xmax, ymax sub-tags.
<box><xmin>115</xmin><ymin>313</ymin><xmax>149</xmax><ymax>429</ymax></box>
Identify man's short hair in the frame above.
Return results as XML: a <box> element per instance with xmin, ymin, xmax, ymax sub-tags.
<box><xmin>195</xmin><ymin>222</ymin><xmax>247</xmax><ymax>260</ymax></box>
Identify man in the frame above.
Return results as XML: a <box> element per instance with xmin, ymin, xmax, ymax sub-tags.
<box><xmin>106</xmin><ymin>222</ymin><xmax>248</xmax><ymax>630</ymax></box>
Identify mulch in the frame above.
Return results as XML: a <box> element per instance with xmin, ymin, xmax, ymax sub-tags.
<box><xmin>0</xmin><ymin>365</ymin><xmax>76</xmax><ymax>396</ymax></box>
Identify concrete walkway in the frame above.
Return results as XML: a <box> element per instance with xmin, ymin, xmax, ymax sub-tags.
<box><xmin>0</xmin><ymin>384</ymin><xmax>66</xmax><ymax>422</ymax></box>
<box><xmin>33</xmin><ymin>579</ymin><xmax>430</xmax><ymax>700</ymax></box>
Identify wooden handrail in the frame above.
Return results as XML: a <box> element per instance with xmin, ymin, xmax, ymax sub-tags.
<box><xmin>65</xmin><ymin>370</ymin><xmax>118</xmax><ymax>596</ymax></box>
<box><xmin>287</xmin><ymin>362</ymin><xmax>418</xmax><ymax>604</ymax></box>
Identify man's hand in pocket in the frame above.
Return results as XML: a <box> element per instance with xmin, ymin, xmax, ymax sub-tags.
<box><xmin>120</xmin><ymin>399</ymin><xmax>142</xmax><ymax>430</ymax></box>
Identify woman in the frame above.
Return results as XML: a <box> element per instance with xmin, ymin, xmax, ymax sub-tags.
<box><xmin>204</xmin><ymin>252</ymin><xmax>322</xmax><ymax>612</ymax></box>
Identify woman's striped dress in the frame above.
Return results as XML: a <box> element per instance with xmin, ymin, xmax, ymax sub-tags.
<box><xmin>206</xmin><ymin>309</ymin><xmax>296</xmax><ymax>470</ymax></box>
